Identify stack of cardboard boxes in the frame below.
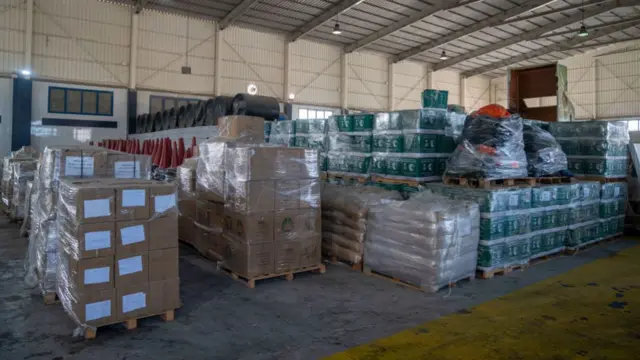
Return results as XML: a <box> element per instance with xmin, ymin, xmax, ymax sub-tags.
<box><xmin>56</xmin><ymin>178</ymin><xmax>179</xmax><ymax>329</ymax></box>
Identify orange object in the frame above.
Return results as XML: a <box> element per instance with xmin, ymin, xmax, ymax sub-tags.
<box><xmin>475</xmin><ymin>104</ymin><xmax>510</xmax><ymax>118</ymax></box>
<box><xmin>478</xmin><ymin>144</ymin><xmax>497</xmax><ymax>156</ymax></box>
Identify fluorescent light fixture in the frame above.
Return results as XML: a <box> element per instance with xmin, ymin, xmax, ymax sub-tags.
<box><xmin>439</xmin><ymin>50</ymin><xmax>448</xmax><ymax>60</ymax></box>
<box><xmin>332</xmin><ymin>23</ymin><xmax>342</xmax><ymax>35</ymax></box>
<box><xmin>578</xmin><ymin>24</ymin><xmax>589</xmax><ymax>37</ymax></box>
<box><xmin>20</xmin><ymin>69</ymin><xmax>31</xmax><ymax>76</ymax></box>
<box><xmin>288</xmin><ymin>93</ymin><xmax>295</xmax><ymax>100</ymax></box>
<box><xmin>247</xmin><ymin>83</ymin><xmax>258</xmax><ymax>95</ymax></box>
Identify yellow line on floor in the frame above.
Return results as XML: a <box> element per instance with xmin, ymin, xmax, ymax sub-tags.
<box><xmin>326</xmin><ymin>245</ymin><xmax>640</xmax><ymax>360</ymax></box>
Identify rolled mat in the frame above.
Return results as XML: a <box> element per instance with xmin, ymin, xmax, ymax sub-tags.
<box><xmin>207</xmin><ymin>96</ymin><xmax>233</xmax><ymax>126</ymax></box>
<box><xmin>181</xmin><ymin>103</ymin><xmax>195</xmax><ymax>128</ymax></box>
<box><xmin>231</xmin><ymin>93</ymin><xmax>280</xmax><ymax>121</ymax></box>
<box><xmin>193</xmin><ymin>101</ymin><xmax>206</xmax><ymax>126</ymax></box>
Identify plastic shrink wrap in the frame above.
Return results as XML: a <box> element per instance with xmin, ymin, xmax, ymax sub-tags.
<box><xmin>56</xmin><ymin>178</ymin><xmax>179</xmax><ymax>336</ymax></box>
<box><xmin>522</xmin><ymin>121</ymin><xmax>568</xmax><ymax>177</ymax></box>
<box><xmin>268</xmin><ymin>120</ymin><xmax>296</xmax><ymax>147</ymax></box>
<box><xmin>25</xmin><ymin>145</ymin><xmax>151</xmax><ymax>297</ymax></box>
<box><xmin>2</xmin><ymin>147</ymin><xmax>37</xmax><ymax>210</ymax></box>
<box><xmin>219</xmin><ymin>143</ymin><xmax>322</xmax><ymax>277</ymax></box>
<box><xmin>364</xmin><ymin>191</ymin><xmax>480</xmax><ymax>293</ymax></box>
<box><xmin>177</xmin><ymin>159</ymin><xmax>198</xmax><ymax>249</ymax></box>
<box><xmin>10</xmin><ymin>159</ymin><xmax>38</xmax><ymax>219</ymax></box>
<box><xmin>321</xmin><ymin>184</ymin><xmax>402</xmax><ymax>264</ymax></box>
<box><xmin>445</xmin><ymin>113</ymin><xmax>528</xmax><ymax>179</ymax></box>
<box><xmin>550</xmin><ymin>121</ymin><xmax>629</xmax><ymax>178</ymax></box>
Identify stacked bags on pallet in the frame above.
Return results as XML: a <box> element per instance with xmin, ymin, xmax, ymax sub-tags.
<box><xmin>364</xmin><ymin>191</ymin><xmax>480</xmax><ymax>292</ymax></box>
<box><xmin>326</xmin><ymin>114</ymin><xmax>374</xmax><ymax>179</ymax></box>
<box><xmin>321</xmin><ymin>184</ymin><xmax>402</xmax><ymax>264</ymax></box>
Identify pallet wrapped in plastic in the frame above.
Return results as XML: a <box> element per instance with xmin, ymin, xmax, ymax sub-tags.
<box><xmin>364</xmin><ymin>191</ymin><xmax>479</xmax><ymax>293</ymax></box>
<box><xmin>10</xmin><ymin>159</ymin><xmax>38</xmax><ymax>219</ymax></box>
<box><xmin>445</xmin><ymin>113</ymin><xmax>528</xmax><ymax>179</ymax></box>
<box><xmin>177</xmin><ymin>159</ymin><xmax>198</xmax><ymax>249</ymax></box>
<box><xmin>522</xmin><ymin>121</ymin><xmax>568</xmax><ymax>177</ymax></box>
<box><xmin>25</xmin><ymin>145</ymin><xmax>151</xmax><ymax>298</ymax></box>
<box><xmin>20</xmin><ymin>180</ymin><xmax>35</xmax><ymax>237</ymax></box>
<box><xmin>195</xmin><ymin>137</ymin><xmax>234</xmax><ymax>203</ymax></box>
<box><xmin>268</xmin><ymin>120</ymin><xmax>296</xmax><ymax>147</ymax></box>
<box><xmin>321</xmin><ymin>183</ymin><xmax>402</xmax><ymax>264</ymax></box>
<box><xmin>2</xmin><ymin>155</ymin><xmax>37</xmax><ymax>209</ymax></box>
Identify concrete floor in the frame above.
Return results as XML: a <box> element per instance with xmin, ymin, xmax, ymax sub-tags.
<box><xmin>0</xmin><ymin>214</ymin><xmax>638</xmax><ymax>360</ymax></box>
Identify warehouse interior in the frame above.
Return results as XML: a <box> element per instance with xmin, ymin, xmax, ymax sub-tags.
<box><xmin>1</xmin><ymin>0</ymin><xmax>640</xmax><ymax>359</ymax></box>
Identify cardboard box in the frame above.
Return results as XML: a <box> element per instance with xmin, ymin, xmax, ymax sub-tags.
<box><xmin>218</xmin><ymin>116</ymin><xmax>265</xmax><ymax>141</ymax></box>
<box><xmin>116</xmin><ymin>220</ymin><xmax>149</xmax><ymax>255</ymax></box>
<box><xmin>65</xmin><ymin>255</ymin><xmax>114</xmax><ymax>291</ymax></box>
<box><xmin>115</xmin><ymin>184</ymin><xmax>150</xmax><ymax>221</ymax></box>
<box><xmin>115</xmin><ymin>253</ymin><xmax>149</xmax><ymax>288</ymax></box>
<box><xmin>66</xmin><ymin>222</ymin><xmax>116</xmax><ymax>259</ymax></box>
<box><xmin>67</xmin><ymin>288</ymin><xmax>116</xmax><ymax>327</ymax></box>
<box><xmin>149</xmin><ymin>213</ymin><xmax>178</xmax><ymax>250</ymax></box>
<box><xmin>116</xmin><ymin>283</ymin><xmax>150</xmax><ymax>320</ymax></box>
<box><xmin>275</xmin><ymin>180</ymin><xmax>300</xmax><ymax>210</ymax></box>
<box><xmin>195</xmin><ymin>170</ymin><xmax>225</xmax><ymax>203</ymax></box>
<box><xmin>299</xmin><ymin>179</ymin><xmax>321</xmax><ymax>209</ymax></box>
<box><xmin>298</xmin><ymin>209</ymin><xmax>322</xmax><ymax>237</ymax></box>
<box><xmin>59</xmin><ymin>179</ymin><xmax>115</xmax><ymax>223</ymax></box>
<box><xmin>196</xmin><ymin>200</ymin><xmax>225</xmax><ymax>231</ymax></box>
<box><xmin>224</xmin><ymin>210</ymin><xmax>274</xmax><ymax>244</ymax></box>
<box><xmin>274</xmin><ymin>210</ymin><xmax>300</xmax><ymax>242</ymax></box>
<box><xmin>300</xmin><ymin>236</ymin><xmax>322</xmax><ymax>268</ymax></box>
<box><xmin>221</xmin><ymin>234</ymin><xmax>274</xmax><ymax>277</ymax></box>
<box><xmin>226</xmin><ymin>146</ymin><xmax>308</xmax><ymax>180</ymax></box>
<box><xmin>149</xmin><ymin>278</ymin><xmax>180</xmax><ymax>314</ymax></box>
<box><xmin>105</xmin><ymin>153</ymin><xmax>152</xmax><ymax>179</ymax></box>
<box><xmin>275</xmin><ymin>241</ymin><xmax>301</xmax><ymax>273</ymax></box>
<box><xmin>58</xmin><ymin>148</ymin><xmax>108</xmax><ymax>177</ymax></box>
<box><xmin>225</xmin><ymin>180</ymin><xmax>275</xmax><ymax>213</ymax></box>
<box><xmin>149</xmin><ymin>247</ymin><xmax>179</xmax><ymax>282</ymax></box>
<box><xmin>149</xmin><ymin>183</ymin><xmax>178</xmax><ymax>218</ymax></box>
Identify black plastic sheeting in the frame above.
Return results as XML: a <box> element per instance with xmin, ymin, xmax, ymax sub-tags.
<box><xmin>231</xmin><ymin>94</ymin><xmax>279</xmax><ymax>121</ymax></box>
<box><xmin>168</xmin><ymin>107</ymin><xmax>179</xmax><ymax>129</ymax></box>
<box><xmin>150</xmin><ymin>112</ymin><xmax>159</xmax><ymax>132</ymax></box>
<box><xmin>196</xmin><ymin>100</ymin><xmax>210</xmax><ymax>126</ymax></box>
<box><xmin>193</xmin><ymin>101</ymin><xmax>205</xmax><ymax>126</ymax></box>
<box><xmin>207</xmin><ymin>96</ymin><xmax>232</xmax><ymax>126</ymax></box>
<box><xmin>181</xmin><ymin>103</ymin><xmax>195</xmax><ymax>128</ymax></box>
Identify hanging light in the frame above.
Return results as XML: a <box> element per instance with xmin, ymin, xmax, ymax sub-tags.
<box><xmin>332</xmin><ymin>14</ymin><xmax>342</xmax><ymax>35</ymax></box>
<box><xmin>439</xmin><ymin>50</ymin><xmax>449</xmax><ymax>60</ymax></box>
<box><xmin>578</xmin><ymin>24</ymin><xmax>589</xmax><ymax>37</ymax></box>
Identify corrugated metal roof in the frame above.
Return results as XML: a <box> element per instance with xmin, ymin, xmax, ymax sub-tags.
<box><xmin>103</xmin><ymin>0</ymin><xmax>640</xmax><ymax>77</ymax></box>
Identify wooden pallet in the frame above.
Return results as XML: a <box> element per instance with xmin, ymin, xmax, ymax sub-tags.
<box><xmin>220</xmin><ymin>264</ymin><xmax>326</xmax><ymax>289</ymax></box>
<box><xmin>565</xmin><ymin>233</ymin><xmax>623</xmax><ymax>255</ymax></box>
<box><xmin>477</xmin><ymin>263</ymin><xmax>529</xmax><ymax>279</ymax></box>
<box><xmin>576</xmin><ymin>176</ymin><xmax>627</xmax><ymax>184</ymax></box>
<box><xmin>370</xmin><ymin>175</ymin><xmax>421</xmax><ymax>187</ymax></box>
<box><xmin>325</xmin><ymin>174</ymin><xmax>368</xmax><ymax>184</ymax></box>
<box><xmin>326</xmin><ymin>256</ymin><xmax>363</xmax><ymax>272</ymax></box>
<box><xmin>528</xmin><ymin>249</ymin><xmax>565</xmax><ymax>266</ymax></box>
<box><xmin>363</xmin><ymin>266</ymin><xmax>474</xmax><ymax>292</ymax></box>
<box><xmin>84</xmin><ymin>310</ymin><xmax>175</xmax><ymax>340</ymax></box>
<box><xmin>535</xmin><ymin>176</ymin><xmax>577</xmax><ymax>185</ymax></box>
<box><xmin>43</xmin><ymin>292</ymin><xmax>60</xmax><ymax>305</ymax></box>
<box><xmin>443</xmin><ymin>176</ymin><xmax>536</xmax><ymax>189</ymax></box>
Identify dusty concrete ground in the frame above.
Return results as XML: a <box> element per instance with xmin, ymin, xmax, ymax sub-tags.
<box><xmin>0</xmin><ymin>215</ymin><xmax>636</xmax><ymax>360</ymax></box>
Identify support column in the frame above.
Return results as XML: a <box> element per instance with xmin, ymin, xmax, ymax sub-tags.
<box><xmin>425</xmin><ymin>65</ymin><xmax>433</xmax><ymax>89</ymax></box>
<box><xmin>214</xmin><ymin>24</ymin><xmax>222</xmax><ymax>96</ymax></box>
<box><xmin>592</xmin><ymin>59</ymin><xmax>598</xmax><ymax>120</ymax></box>
<box><xmin>284</xmin><ymin>42</ymin><xmax>291</xmax><ymax>102</ymax></box>
<box><xmin>388</xmin><ymin>61</ymin><xmax>395</xmax><ymax>111</ymax></box>
<box><xmin>128</xmin><ymin>11</ymin><xmax>139</xmax><ymax>89</ymax></box>
<box><xmin>12</xmin><ymin>78</ymin><xmax>32</xmax><ymax>150</ymax></box>
<box><xmin>24</xmin><ymin>0</ymin><xmax>33</xmax><ymax>71</ymax></box>
<box><xmin>340</xmin><ymin>52</ymin><xmax>348</xmax><ymax>113</ymax></box>
<box><xmin>459</xmin><ymin>76</ymin><xmax>467</xmax><ymax>109</ymax></box>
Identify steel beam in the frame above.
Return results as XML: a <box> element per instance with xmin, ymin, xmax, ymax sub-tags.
<box><xmin>288</xmin><ymin>0</ymin><xmax>364</xmax><ymax>42</ymax></box>
<box><xmin>433</xmin><ymin>0</ymin><xmax>634</xmax><ymax>71</ymax></box>
<box><xmin>394</xmin><ymin>0</ymin><xmax>553</xmax><ymax>63</ymax></box>
<box><xmin>462</xmin><ymin>19</ymin><xmax>640</xmax><ymax>77</ymax></box>
<box><xmin>344</xmin><ymin>0</ymin><xmax>465</xmax><ymax>54</ymax></box>
<box><xmin>219</xmin><ymin>0</ymin><xmax>259</xmax><ymax>30</ymax></box>
<box><xmin>502</xmin><ymin>0</ymin><xmax>608</xmax><ymax>26</ymax></box>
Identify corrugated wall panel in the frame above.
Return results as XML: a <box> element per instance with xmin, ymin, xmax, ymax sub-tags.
<box><xmin>291</xmin><ymin>39</ymin><xmax>341</xmax><ymax>107</ymax></box>
<box><xmin>33</xmin><ymin>0</ymin><xmax>130</xmax><ymax>85</ymax></box>
<box><xmin>348</xmin><ymin>52</ymin><xmax>388</xmax><ymax>111</ymax></box>
<box><xmin>465</xmin><ymin>75</ymin><xmax>491</xmax><ymax>112</ymax></box>
<box><xmin>432</xmin><ymin>69</ymin><xmax>460</xmax><ymax>106</ymax></box>
<box><xmin>137</xmin><ymin>10</ymin><xmax>215</xmax><ymax>95</ymax></box>
<box><xmin>0</xmin><ymin>0</ymin><xmax>26</xmax><ymax>74</ymax></box>
<box><xmin>393</xmin><ymin>60</ymin><xmax>425</xmax><ymax>110</ymax></box>
<box><xmin>492</xmin><ymin>76</ymin><xmax>508</xmax><ymax>108</ymax></box>
<box><xmin>221</xmin><ymin>26</ymin><xmax>284</xmax><ymax>100</ymax></box>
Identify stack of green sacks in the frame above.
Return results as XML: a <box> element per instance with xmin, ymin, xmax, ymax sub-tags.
<box><xmin>550</xmin><ymin>121</ymin><xmax>629</xmax><ymax>178</ymax></box>
<box><xmin>268</xmin><ymin>120</ymin><xmax>296</xmax><ymax>147</ymax></box>
<box><xmin>427</xmin><ymin>183</ymin><xmax>533</xmax><ymax>271</ymax></box>
<box><xmin>326</xmin><ymin>114</ymin><xmax>374</xmax><ymax>178</ymax></box>
<box><xmin>371</xmin><ymin>109</ymin><xmax>458</xmax><ymax>182</ymax></box>
<box><xmin>294</xmin><ymin>119</ymin><xmax>328</xmax><ymax>172</ymax></box>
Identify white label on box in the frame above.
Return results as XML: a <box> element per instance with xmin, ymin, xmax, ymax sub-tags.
<box><xmin>85</xmin><ymin>300</ymin><xmax>111</xmax><ymax>321</ymax></box>
<box><xmin>84</xmin><ymin>267</ymin><xmax>110</xmax><ymax>285</ymax></box>
<box><xmin>118</xmin><ymin>256</ymin><xmax>143</xmax><ymax>276</ymax></box>
<box><xmin>65</xmin><ymin>156</ymin><xmax>94</xmax><ymax>176</ymax></box>
<box><xmin>154</xmin><ymin>193</ymin><xmax>176</xmax><ymax>213</ymax></box>
<box><xmin>509</xmin><ymin>194</ymin><xmax>519</xmax><ymax>207</ymax></box>
<box><xmin>541</xmin><ymin>191</ymin><xmax>551</xmax><ymax>201</ymax></box>
<box><xmin>614</xmin><ymin>187</ymin><xmax>620</xmax><ymax>197</ymax></box>
<box><xmin>85</xmin><ymin>231</ymin><xmax>111</xmax><ymax>251</ymax></box>
<box><xmin>84</xmin><ymin>199</ymin><xmax>111</xmax><ymax>218</ymax></box>
<box><xmin>584</xmin><ymin>187</ymin><xmax>590</xmax><ymax>197</ymax></box>
<box><xmin>120</xmin><ymin>225</ymin><xmax>145</xmax><ymax>245</ymax></box>
<box><xmin>115</xmin><ymin>161</ymin><xmax>140</xmax><ymax>179</ymax></box>
<box><xmin>122</xmin><ymin>189</ymin><xmax>146</xmax><ymax>207</ymax></box>
<box><xmin>122</xmin><ymin>292</ymin><xmax>146</xmax><ymax>313</ymax></box>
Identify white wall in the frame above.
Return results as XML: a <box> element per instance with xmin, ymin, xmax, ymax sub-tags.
<box><xmin>347</xmin><ymin>52</ymin><xmax>389</xmax><ymax>111</ymax></box>
<box><xmin>290</xmin><ymin>39</ymin><xmax>341</xmax><ymax>107</ymax></box>
<box><xmin>0</xmin><ymin>0</ymin><xmax>25</xmax><ymax>75</ymax></box>
<box><xmin>393</xmin><ymin>61</ymin><xmax>426</xmax><ymax>110</ymax></box>
<box><xmin>30</xmin><ymin>80</ymin><xmax>127</xmax><ymax>151</ymax></box>
<box><xmin>464</xmin><ymin>75</ymin><xmax>492</xmax><ymax>112</ymax></box>
<box><xmin>432</xmin><ymin>69</ymin><xmax>460</xmax><ymax>106</ymax></box>
<box><xmin>0</xmin><ymin>77</ymin><xmax>13</xmax><ymax>156</ymax></box>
